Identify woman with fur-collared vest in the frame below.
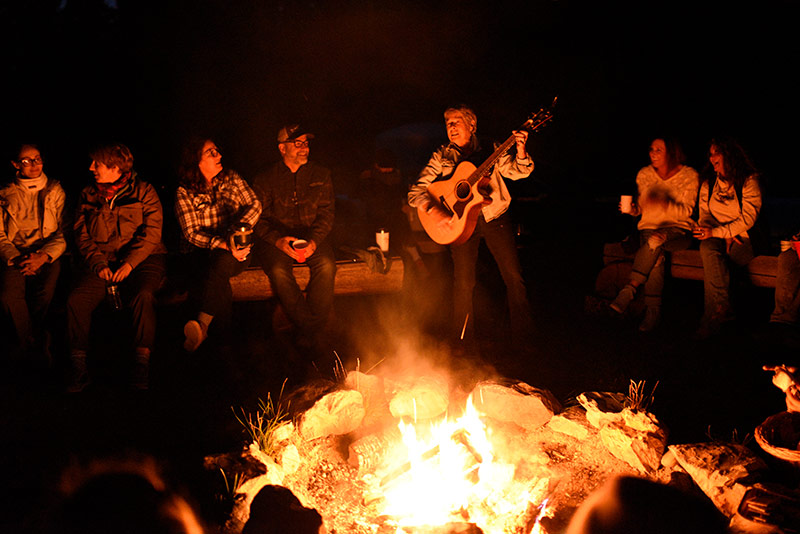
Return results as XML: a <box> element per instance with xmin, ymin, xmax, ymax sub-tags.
<box><xmin>66</xmin><ymin>143</ymin><xmax>167</xmax><ymax>392</ymax></box>
<box><xmin>1</xmin><ymin>144</ymin><xmax>66</xmax><ymax>362</ymax></box>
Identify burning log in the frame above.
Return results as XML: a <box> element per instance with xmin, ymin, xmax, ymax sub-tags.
<box><xmin>348</xmin><ymin>426</ymin><xmax>403</xmax><ymax>472</ymax></box>
<box><xmin>380</xmin><ymin>429</ymin><xmax>484</xmax><ymax>488</ymax></box>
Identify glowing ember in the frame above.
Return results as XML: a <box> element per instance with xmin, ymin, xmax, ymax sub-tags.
<box><xmin>373</xmin><ymin>395</ymin><xmax>550</xmax><ymax>533</ymax></box>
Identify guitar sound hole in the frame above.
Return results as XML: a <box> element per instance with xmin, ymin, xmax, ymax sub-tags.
<box><xmin>455</xmin><ymin>181</ymin><xmax>471</xmax><ymax>200</ymax></box>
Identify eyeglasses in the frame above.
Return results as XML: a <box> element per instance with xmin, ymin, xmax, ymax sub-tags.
<box><xmin>18</xmin><ymin>156</ymin><xmax>43</xmax><ymax>167</ymax></box>
<box><xmin>203</xmin><ymin>147</ymin><xmax>221</xmax><ymax>158</ymax></box>
<box><xmin>282</xmin><ymin>140</ymin><xmax>310</xmax><ymax>148</ymax></box>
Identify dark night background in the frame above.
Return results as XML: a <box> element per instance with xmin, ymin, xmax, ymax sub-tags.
<box><xmin>3</xmin><ymin>0</ymin><xmax>799</xmax><ymax>200</ymax></box>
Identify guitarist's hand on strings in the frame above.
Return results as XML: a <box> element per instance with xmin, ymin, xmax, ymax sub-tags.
<box><xmin>513</xmin><ymin>130</ymin><xmax>529</xmax><ymax>158</ymax></box>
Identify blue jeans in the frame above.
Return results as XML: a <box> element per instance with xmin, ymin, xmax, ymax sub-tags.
<box><xmin>699</xmin><ymin>237</ymin><xmax>754</xmax><ymax>322</ymax></box>
<box><xmin>771</xmin><ymin>248</ymin><xmax>800</xmax><ymax>325</ymax></box>
<box><xmin>630</xmin><ymin>228</ymin><xmax>692</xmax><ymax>307</ymax></box>
<box><xmin>258</xmin><ymin>239</ymin><xmax>336</xmax><ymax>335</ymax></box>
<box><xmin>450</xmin><ymin>212</ymin><xmax>532</xmax><ymax>340</ymax></box>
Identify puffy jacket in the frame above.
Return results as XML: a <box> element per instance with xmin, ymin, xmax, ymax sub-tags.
<box><xmin>0</xmin><ymin>177</ymin><xmax>66</xmax><ymax>264</ymax></box>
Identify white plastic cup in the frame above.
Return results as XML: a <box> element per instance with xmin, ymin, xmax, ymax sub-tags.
<box><xmin>620</xmin><ymin>195</ymin><xmax>633</xmax><ymax>214</ymax></box>
<box><xmin>376</xmin><ymin>228</ymin><xmax>390</xmax><ymax>253</ymax></box>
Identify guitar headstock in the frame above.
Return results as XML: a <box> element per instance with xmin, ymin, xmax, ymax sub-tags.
<box><xmin>521</xmin><ymin>96</ymin><xmax>557</xmax><ymax>132</ymax></box>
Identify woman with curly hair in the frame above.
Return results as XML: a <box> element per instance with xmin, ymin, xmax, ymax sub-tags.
<box><xmin>609</xmin><ymin>137</ymin><xmax>699</xmax><ymax>331</ymax></box>
<box><xmin>174</xmin><ymin>137</ymin><xmax>261</xmax><ymax>352</ymax></box>
<box><xmin>693</xmin><ymin>137</ymin><xmax>762</xmax><ymax>338</ymax></box>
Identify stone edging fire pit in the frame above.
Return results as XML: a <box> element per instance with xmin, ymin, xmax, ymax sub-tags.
<box><xmin>207</xmin><ymin>370</ymin><xmax>793</xmax><ymax>534</ymax></box>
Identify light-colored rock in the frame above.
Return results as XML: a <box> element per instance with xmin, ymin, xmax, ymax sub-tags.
<box><xmin>577</xmin><ymin>392</ymin><xmax>626</xmax><ymax>429</ymax></box>
<box><xmin>272</xmin><ymin>421</ymin><xmax>295</xmax><ymax>444</ymax></box>
<box><xmin>599</xmin><ymin>411</ymin><xmax>667</xmax><ymax>473</ymax></box>
<box><xmin>280</xmin><ymin>444</ymin><xmax>301</xmax><ymax>475</ymax></box>
<box><xmin>299</xmin><ymin>389</ymin><xmax>366</xmax><ymax>440</ymax></box>
<box><xmin>345</xmin><ymin>371</ymin><xmax>391</xmax><ymax>427</ymax></box>
<box><xmin>669</xmin><ymin>442</ymin><xmax>768</xmax><ymax>516</ymax></box>
<box><xmin>387</xmin><ymin>375</ymin><xmax>449</xmax><ymax>420</ymax></box>
<box><xmin>472</xmin><ymin>381</ymin><xmax>561</xmax><ymax>431</ymax></box>
<box><xmin>547</xmin><ymin>405</ymin><xmax>593</xmax><ymax>440</ymax></box>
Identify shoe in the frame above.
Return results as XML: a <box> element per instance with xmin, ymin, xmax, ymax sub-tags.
<box><xmin>66</xmin><ymin>354</ymin><xmax>90</xmax><ymax>393</ymax></box>
<box><xmin>183</xmin><ymin>320</ymin><xmax>207</xmax><ymax>352</ymax></box>
<box><xmin>131</xmin><ymin>353</ymin><xmax>150</xmax><ymax>390</ymax></box>
<box><xmin>610</xmin><ymin>285</ymin><xmax>636</xmax><ymax>314</ymax></box>
<box><xmin>638</xmin><ymin>306</ymin><xmax>661</xmax><ymax>332</ymax></box>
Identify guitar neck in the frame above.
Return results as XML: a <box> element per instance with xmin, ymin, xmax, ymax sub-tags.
<box><xmin>467</xmin><ymin>134</ymin><xmax>518</xmax><ymax>186</ymax></box>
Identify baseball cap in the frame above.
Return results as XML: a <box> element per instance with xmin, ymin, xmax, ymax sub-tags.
<box><xmin>277</xmin><ymin>125</ymin><xmax>315</xmax><ymax>143</ymax></box>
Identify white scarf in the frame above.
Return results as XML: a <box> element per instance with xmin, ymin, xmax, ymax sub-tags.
<box><xmin>16</xmin><ymin>172</ymin><xmax>48</xmax><ymax>193</ymax></box>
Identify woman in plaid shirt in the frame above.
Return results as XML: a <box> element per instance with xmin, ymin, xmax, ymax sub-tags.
<box><xmin>175</xmin><ymin>138</ymin><xmax>261</xmax><ymax>351</ymax></box>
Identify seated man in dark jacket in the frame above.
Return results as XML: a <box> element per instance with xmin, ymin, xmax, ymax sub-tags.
<box><xmin>253</xmin><ymin>125</ymin><xmax>335</xmax><ymax>355</ymax></box>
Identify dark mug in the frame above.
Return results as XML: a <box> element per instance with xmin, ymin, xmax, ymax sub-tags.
<box><xmin>229</xmin><ymin>222</ymin><xmax>253</xmax><ymax>251</ymax></box>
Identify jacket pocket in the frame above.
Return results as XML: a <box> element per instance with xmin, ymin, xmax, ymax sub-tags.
<box><xmin>118</xmin><ymin>204</ymin><xmax>144</xmax><ymax>241</ymax></box>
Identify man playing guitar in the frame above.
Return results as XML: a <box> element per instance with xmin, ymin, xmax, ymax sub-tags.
<box><xmin>407</xmin><ymin>105</ymin><xmax>534</xmax><ymax>347</ymax></box>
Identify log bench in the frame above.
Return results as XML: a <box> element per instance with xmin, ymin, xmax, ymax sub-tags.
<box><xmin>602</xmin><ymin>242</ymin><xmax>778</xmax><ymax>288</ymax></box>
<box><xmin>229</xmin><ymin>257</ymin><xmax>405</xmax><ymax>301</ymax></box>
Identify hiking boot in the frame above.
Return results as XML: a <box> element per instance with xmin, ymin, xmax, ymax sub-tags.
<box><xmin>639</xmin><ymin>306</ymin><xmax>661</xmax><ymax>332</ymax></box>
<box><xmin>183</xmin><ymin>320</ymin><xmax>208</xmax><ymax>352</ymax></box>
<box><xmin>610</xmin><ymin>284</ymin><xmax>636</xmax><ymax>314</ymax></box>
<box><xmin>66</xmin><ymin>353</ymin><xmax>90</xmax><ymax>393</ymax></box>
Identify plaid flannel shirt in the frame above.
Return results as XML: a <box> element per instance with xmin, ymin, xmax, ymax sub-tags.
<box><xmin>175</xmin><ymin>169</ymin><xmax>262</xmax><ymax>250</ymax></box>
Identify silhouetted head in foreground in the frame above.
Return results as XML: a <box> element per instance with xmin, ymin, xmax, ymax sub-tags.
<box><xmin>566</xmin><ymin>476</ymin><xmax>729</xmax><ymax>534</ymax></box>
<box><xmin>243</xmin><ymin>485</ymin><xmax>325</xmax><ymax>534</ymax></box>
<box><xmin>51</xmin><ymin>455</ymin><xmax>204</xmax><ymax>534</ymax></box>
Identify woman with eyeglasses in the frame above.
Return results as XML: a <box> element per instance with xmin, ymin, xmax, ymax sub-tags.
<box><xmin>1</xmin><ymin>144</ymin><xmax>66</xmax><ymax>363</ymax></box>
<box><xmin>175</xmin><ymin>138</ymin><xmax>261</xmax><ymax>352</ymax></box>
<box><xmin>693</xmin><ymin>137</ymin><xmax>763</xmax><ymax>338</ymax></box>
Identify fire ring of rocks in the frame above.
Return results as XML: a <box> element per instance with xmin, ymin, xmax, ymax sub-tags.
<box><xmin>208</xmin><ymin>370</ymin><xmax>779</xmax><ymax>534</ymax></box>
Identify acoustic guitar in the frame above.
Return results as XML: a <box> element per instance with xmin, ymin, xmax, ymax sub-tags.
<box><xmin>417</xmin><ymin>100</ymin><xmax>555</xmax><ymax>245</ymax></box>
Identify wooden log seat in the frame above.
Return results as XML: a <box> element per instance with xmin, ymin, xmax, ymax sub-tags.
<box><xmin>602</xmin><ymin>242</ymin><xmax>778</xmax><ymax>288</ymax></box>
<box><xmin>230</xmin><ymin>257</ymin><xmax>404</xmax><ymax>301</ymax></box>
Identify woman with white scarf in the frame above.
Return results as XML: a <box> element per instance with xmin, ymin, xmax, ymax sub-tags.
<box><xmin>0</xmin><ymin>144</ymin><xmax>66</xmax><ymax>363</ymax></box>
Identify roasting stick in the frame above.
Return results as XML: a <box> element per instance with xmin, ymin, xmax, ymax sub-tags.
<box><xmin>460</xmin><ymin>314</ymin><xmax>469</xmax><ymax>340</ymax></box>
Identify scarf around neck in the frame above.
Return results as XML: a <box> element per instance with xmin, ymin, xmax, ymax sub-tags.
<box><xmin>95</xmin><ymin>171</ymin><xmax>133</xmax><ymax>204</ymax></box>
<box><xmin>16</xmin><ymin>172</ymin><xmax>48</xmax><ymax>193</ymax></box>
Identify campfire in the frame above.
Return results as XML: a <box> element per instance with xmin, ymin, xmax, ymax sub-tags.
<box><xmin>212</xmin><ymin>364</ymin><xmax>790</xmax><ymax>533</ymax></box>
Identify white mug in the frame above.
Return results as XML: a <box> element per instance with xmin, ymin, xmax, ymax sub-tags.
<box><xmin>620</xmin><ymin>195</ymin><xmax>633</xmax><ymax>214</ymax></box>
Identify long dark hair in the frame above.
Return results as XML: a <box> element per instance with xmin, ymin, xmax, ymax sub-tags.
<box><xmin>703</xmin><ymin>137</ymin><xmax>759</xmax><ymax>189</ymax></box>
<box><xmin>178</xmin><ymin>137</ymin><xmax>215</xmax><ymax>194</ymax></box>
<box><xmin>661</xmin><ymin>137</ymin><xmax>686</xmax><ymax>175</ymax></box>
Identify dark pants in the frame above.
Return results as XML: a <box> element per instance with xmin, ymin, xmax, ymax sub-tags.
<box><xmin>699</xmin><ymin>237</ymin><xmax>754</xmax><ymax>322</ymax></box>
<box><xmin>0</xmin><ymin>259</ymin><xmax>60</xmax><ymax>347</ymax></box>
<box><xmin>450</xmin><ymin>212</ymin><xmax>532</xmax><ymax>340</ymax></box>
<box><xmin>67</xmin><ymin>254</ymin><xmax>166</xmax><ymax>352</ymax></box>
<box><xmin>630</xmin><ymin>228</ymin><xmax>692</xmax><ymax>308</ymax></box>
<box><xmin>195</xmin><ymin>248</ymin><xmax>252</xmax><ymax>325</ymax></box>
<box><xmin>258</xmin><ymin>239</ymin><xmax>336</xmax><ymax>336</ymax></box>
<box><xmin>772</xmin><ymin>248</ymin><xmax>800</xmax><ymax>325</ymax></box>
